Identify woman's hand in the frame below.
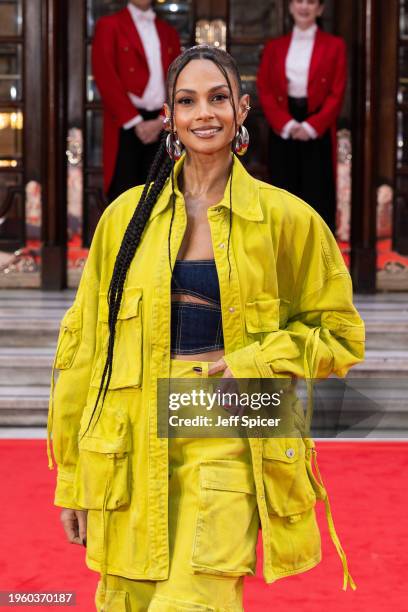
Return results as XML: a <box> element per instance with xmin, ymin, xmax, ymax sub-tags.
<box><xmin>207</xmin><ymin>357</ymin><xmax>234</xmax><ymax>378</ymax></box>
<box><xmin>291</xmin><ymin>125</ymin><xmax>311</xmax><ymax>141</ymax></box>
<box><xmin>134</xmin><ymin>117</ymin><xmax>163</xmax><ymax>144</ymax></box>
<box><xmin>60</xmin><ymin>508</ymin><xmax>88</xmax><ymax>547</ymax></box>
<box><xmin>207</xmin><ymin>359</ymin><xmax>244</xmax><ymax>415</ymax></box>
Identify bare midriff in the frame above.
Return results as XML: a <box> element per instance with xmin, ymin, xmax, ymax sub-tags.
<box><xmin>170</xmin><ymin>292</ymin><xmax>225</xmax><ymax>362</ymax></box>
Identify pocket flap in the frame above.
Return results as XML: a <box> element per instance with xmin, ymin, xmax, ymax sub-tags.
<box><xmin>245</xmin><ymin>298</ymin><xmax>280</xmax><ymax>333</ymax></box>
<box><xmin>78</xmin><ymin>434</ymin><xmax>131</xmax><ymax>454</ymax></box>
<box><xmin>98</xmin><ymin>287</ymin><xmax>142</xmax><ymax>322</ymax></box>
<box><xmin>199</xmin><ymin>460</ymin><xmax>256</xmax><ymax>495</ymax></box>
<box><xmin>61</xmin><ymin>303</ymin><xmax>82</xmax><ymax>330</ymax></box>
<box><xmin>262</xmin><ymin>439</ymin><xmax>301</xmax><ymax>463</ymax></box>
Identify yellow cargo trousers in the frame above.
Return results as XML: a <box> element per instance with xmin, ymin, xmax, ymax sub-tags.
<box><xmin>95</xmin><ymin>359</ymin><xmax>260</xmax><ymax>611</ymax></box>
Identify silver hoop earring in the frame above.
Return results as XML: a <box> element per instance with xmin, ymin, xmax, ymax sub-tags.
<box><xmin>166</xmin><ymin>132</ymin><xmax>183</xmax><ymax>160</ymax></box>
<box><xmin>233</xmin><ymin>125</ymin><xmax>249</xmax><ymax>156</ymax></box>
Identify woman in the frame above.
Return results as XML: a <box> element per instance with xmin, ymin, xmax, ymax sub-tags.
<box><xmin>257</xmin><ymin>0</ymin><xmax>347</xmax><ymax>234</ymax></box>
<box><xmin>47</xmin><ymin>45</ymin><xmax>364</xmax><ymax>611</ymax></box>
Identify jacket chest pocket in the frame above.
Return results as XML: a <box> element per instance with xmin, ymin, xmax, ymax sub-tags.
<box><xmin>90</xmin><ymin>287</ymin><xmax>143</xmax><ymax>389</ymax></box>
<box><xmin>74</xmin><ymin>433</ymin><xmax>131</xmax><ymax>510</ymax></box>
<box><xmin>245</xmin><ymin>297</ymin><xmax>290</xmax><ymax>340</ymax></box>
<box><xmin>262</xmin><ymin>439</ymin><xmax>316</xmax><ymax>519</ymax></box>
<box><xmin>54</xmin><ymin>303</ymin><xmax>82</xmax><ymax>370</ymax></box>
<box><xmin>191</xmin><ymin>461</ymin><xmax>259</xmax><ymax>577</ymax></box>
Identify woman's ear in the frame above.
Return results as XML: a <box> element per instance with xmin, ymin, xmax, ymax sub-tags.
<box><xmin>237</xmin><ymin>94</ymin><xmax>251</xmax><ymax>126</ymax></box>
<box><xmin>163</xmin><ymin>102</ymin><xmax>172</xmax><ymax>132</ymax></box>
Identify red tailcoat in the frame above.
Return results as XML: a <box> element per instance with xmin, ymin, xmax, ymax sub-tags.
<box><xmin>92</xmin><ymin>8</ymin><xmax>181</xmax><ymax>193</ymax></box>
<box><xmin>257</xmin><ymin>28</ymin><xmax>347</xmax><ymax>176</ymax></box>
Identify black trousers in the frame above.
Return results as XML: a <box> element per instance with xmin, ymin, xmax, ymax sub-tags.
<box><xmin>267</xmin><ymin>97</ymin><xmax>336</xmax><ymax>233</ymax></box>
<box><xmin>107</xmin><ymin>108</ymin><xmax>162</xmax><ymax>203</ymax></box>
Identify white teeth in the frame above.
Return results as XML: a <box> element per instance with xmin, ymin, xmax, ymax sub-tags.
<box><xmin>192</xmin><ymin>128</ymin><xmax>220</xmax><ymax>136</ymax></box>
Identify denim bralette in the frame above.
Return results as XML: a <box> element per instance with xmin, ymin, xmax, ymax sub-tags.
<box><xmin>170</xmin><ymin>260</ymin><xmax>224</xmax><ymax>354</ymax></box>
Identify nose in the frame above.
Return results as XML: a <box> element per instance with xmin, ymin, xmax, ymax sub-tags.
<box><xmin>195</xmin><ymin>98</ymin><xmax>215</xmax><ymax>121</ymax></box>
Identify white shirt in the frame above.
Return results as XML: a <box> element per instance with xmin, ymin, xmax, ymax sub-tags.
<box><xmin>281</xmin><ymin>24</ymin><xmax>318</xmax><ymax>140</ymax></box>
<box><xmin>123</xmin><ymin>3</ymin><xmax>166</xmax><ymax>129</ymax></box>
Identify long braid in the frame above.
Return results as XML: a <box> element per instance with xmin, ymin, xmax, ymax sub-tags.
<box><xmin>79</xmin><ymin>134</ymin><xmax>172</xmax><ymax>439</ymax></box>
<box><xmin>80</xmin><ymin>45</ymin><xmax>246</xmax><ymax>439</ymax></box>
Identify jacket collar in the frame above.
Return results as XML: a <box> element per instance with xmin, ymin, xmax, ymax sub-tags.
<box><xmin>149</xmin><ymin>154</ymin><xmax>264</xmax><ymax>222</ymax></box>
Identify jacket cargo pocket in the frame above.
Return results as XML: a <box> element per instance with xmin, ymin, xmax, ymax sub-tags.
<box><xmin>74</xmin><ymin>433</ymin><xmax>131</xmax><ymax>510</ymax></box>
<box><xmin>245</xmin><ymin>298</ymin><xmax>280</xmax><ymax>337</ymax></box>
<box><xmin>90</xmin><ymin>286</ymin><xmax>143</xmax><ymax>389</ymax></box>
<box><xmin>245</xmin><ymin>297</ymin><xmax>291</xmax><ymax>345</ymax></box>
<box><xmin>54</xmin><ymin>303</ymin><xmax>82</xmax><ymax>370</ymax></box>
<box><xmin>262</xmin><ymin>438</ymin><xmax>317</xmax><ymax>518</ymax></box>
<box><xmin>191</xmin><ymin>460</ymin><xmax>259</xmax><ymax>577</ymax></box>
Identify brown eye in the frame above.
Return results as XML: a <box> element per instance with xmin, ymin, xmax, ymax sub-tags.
<box><xmin>212</xmin><ymin>94</ymin><xmax>228</xmax><ymax>102</ymax></box>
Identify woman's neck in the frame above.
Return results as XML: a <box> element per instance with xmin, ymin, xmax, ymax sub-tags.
<box><xmin>180</xmin><ymin>150</ymin><xmax>233</xmax><ymax>205</ymax></box>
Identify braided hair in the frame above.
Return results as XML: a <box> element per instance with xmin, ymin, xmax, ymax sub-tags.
<box><xmin>81</xmin><ymin>45</ymin><xmax>244</xmax><ymax>438</ymax></box>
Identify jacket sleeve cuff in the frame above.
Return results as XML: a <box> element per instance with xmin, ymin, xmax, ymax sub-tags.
<box><xmin>302</xmin><ymin>121</ymin><xmax>318</xmax><ymax>139</ymax></box>
<box><xmin>280</xmin><ymin>119</ymin><xmax>297</xmax><ymax>140</ymax></box>
<box><xmin>224</xmin><ymin>342</ymin><xmax>273</xmax><ymax>378</ymax></box>
<box><xmin>123</xmin><ymin>114</ymin><xmax>143</xmax><ymax>130</ymax></box>
<box><xmin>54</xmin><ymin>468</ymin><xmax>82</xmax><ymax>510</ymax></box>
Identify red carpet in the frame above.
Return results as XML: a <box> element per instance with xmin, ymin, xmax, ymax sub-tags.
<box><xmin>1</xmin><ymin>440</ymin><xmax>407</xmax><ymax>611</ymax></box>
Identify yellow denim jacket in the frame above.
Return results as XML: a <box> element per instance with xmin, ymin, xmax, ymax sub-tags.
<box><xmin>47</xmin><ymin>154</ymin><xmax>365</xmax><ymax>591</ymax></box>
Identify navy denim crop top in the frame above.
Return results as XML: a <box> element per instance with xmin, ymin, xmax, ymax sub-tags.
<box><xmin>170</xmin><ymin>260</ymin><xmax>224</xmax><ymax>354</ymax></box>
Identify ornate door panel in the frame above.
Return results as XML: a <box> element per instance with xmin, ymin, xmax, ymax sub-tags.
<box><xmin>228</xmin><ymin>0</ymin><xmax>284</xmax><ymax>179</ymax></box>
<box><xmin>0</xmin><ymin>0</ymin><xmax>43</xmax><ymax>287</ymax></box>
<box><xmin>66</xmin><ymin>0</ymin><xmax>194</xmax><ymax>286</ymax></box>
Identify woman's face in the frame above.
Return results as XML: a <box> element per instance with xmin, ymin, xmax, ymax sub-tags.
<box><xmin>164</xmin><ymin>58</ymin><xmax>249</xmax><ymax>157</ymax></box>
<box><xmin>289</xmin><ymin>0</ymin><xmax>324</xmax><ymax>30</ymax></box>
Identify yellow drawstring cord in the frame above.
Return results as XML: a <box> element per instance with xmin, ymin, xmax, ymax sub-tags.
<box><xmin>311</xmin><ymin>448</ymin><xmax>357</xmax><ymax>591</ymax></box>
<box><xmin>46</xmin><ymin>354</ymin><xmax>57</xmax><ymax>470</ymax></box>
<box><xmin>303</xmin><ymin>327</ymin><xmax>357</xmax><ymax>591</ymax></box>
<box><xmin>99</xmin><ymin>465</ymin><xmax>111</xmax><ymax>611</ymax></box>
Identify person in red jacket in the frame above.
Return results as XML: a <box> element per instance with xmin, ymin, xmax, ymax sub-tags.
<box><xmin>92</xmin><ymin>0</ymin><xmax>181</xmax><ymax>201</ymax></box>
<box><xmin>257</xmin><ymin>0</ymin><xmax>347</xmax><ymax>233</ymax></box>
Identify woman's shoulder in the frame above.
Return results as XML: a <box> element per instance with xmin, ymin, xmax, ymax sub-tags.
<box><xmin>318</xmin><ymin>29</ymin><xmax>346</xmax><ymax>50</ymax></box>
<box><xmin>101</xmin><ymin>184</ymin><xmax>146</xmax><ymax>225</ymax></box>
<box><xmin>255</xmin><ymin>178</ymin><xmax>345</xmax><ymax>270</ymax></box>
<box><xmin>261</xmin><ymin>32</ymin><xmax>292</xmax><ymax>52</ymax></box>
<box><xmin>256</xmin><ymin>178</ymin><xmax>332</xmax><ymax>233</ymax></box>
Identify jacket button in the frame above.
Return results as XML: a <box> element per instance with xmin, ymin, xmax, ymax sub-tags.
<box><xmin>278</xmin><ymin>96</ymin><xmax>283</xmax><ymax>102</ymax></box>
<box><xmin>321</xmin><ymin>77</ymin><xmax>327</xmax><ymax>83</ymax></box>
<box><xmin>286</xmin><ymin>447</ymin><xmax>295</xmax><ymax>458</ymax></box>
<box><xmin>123</xmin><ymin>46</ymin><xmax>129</xmax><ymax>52</ymax></box>
<box><xmin>129</xmin><ymin>67</ymin><xmax>135</xmax><ymax>72</ymax></box>
<box><xmin>229</xmin><ymin>307</ymin><xmax>235</xmax><ymax>313</ymax></box>
<box><xmin>219</xmin><ymin>243</ymin><xmax>225</xmax><ymax>249</ymax></box>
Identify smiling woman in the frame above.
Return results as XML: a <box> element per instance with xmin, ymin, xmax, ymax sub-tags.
<box><xmin>257</xmin><ymin>0</ymin><xmax>346</xmax><ymax>234</ymax></box>
<box><xmin>48</xmin><ymin>44</ymin><xmax>365</xmax><ymax>611</ymax></box>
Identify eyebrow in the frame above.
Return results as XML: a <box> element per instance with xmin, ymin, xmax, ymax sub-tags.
<box><xmin>175</xmin><ymin>84</ymin><xmax>230</xmax><ymax>95</ymax></box>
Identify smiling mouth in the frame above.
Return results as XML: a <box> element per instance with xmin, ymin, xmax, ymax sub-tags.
<box><xmin>191</xmin><ymin>127</ymin><xmax>222</xmax><ymax>138</ymax></box>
